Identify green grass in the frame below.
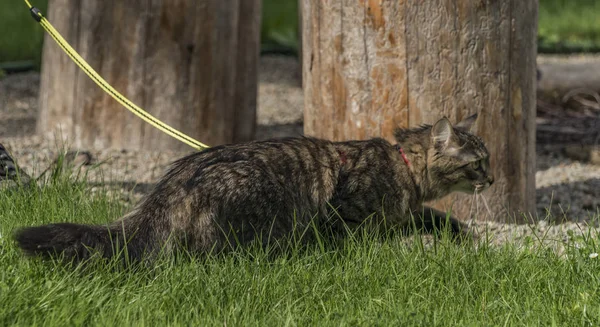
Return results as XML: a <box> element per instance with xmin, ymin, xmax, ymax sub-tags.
<box><xmin>1</xmin><ymin>165</ymin><xmax>600</xmax><ymax>325</ymax></box>
<box><xmin>0</xmin><ymin>0</ymin><xmax>47</xmax><ymax>68</ymax></box>
<box><xmin>539</xmin><ymin>0</ymin><xmax>600</xmax><ymax>53</ymax></box>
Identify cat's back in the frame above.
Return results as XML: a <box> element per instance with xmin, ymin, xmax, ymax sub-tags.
<box><xmin>186</xmin><ymin>136</ymin><xmax>339</xmax><ymax>175</ymax></box>
<box><xmin>157</xmin><ymin>137</ymin><xmax>342</xmax><ymax>205</ymax></box>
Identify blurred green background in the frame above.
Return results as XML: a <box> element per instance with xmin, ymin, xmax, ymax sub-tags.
<box><xmin>0</xmin><ymin>0</ymin><xmax>48</xmax><ymax>71</ymax></box>
<box><xmin>1</xmin><ymin>0</ymin><xmax>599</xmax><ymax>71</ymax></box>
<box><xmin>538</xmin><ymin>0</ymin><xmax>600</xmax><ymax>53</ymax></box>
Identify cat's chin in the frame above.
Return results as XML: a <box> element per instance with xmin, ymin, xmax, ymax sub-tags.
<box><xmin>451</xmin><ymin>182</ymin><xmax>478</xmax><ymax>194</ymax></box>
<box><xmin>455</xmin><ymin>183</ymin><xmax>490</xmax><ymax>194</ymax></box>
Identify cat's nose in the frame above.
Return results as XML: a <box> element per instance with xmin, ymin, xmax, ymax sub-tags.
<box><xmin>488</xmin><ymin>175</ymin><xmax>494</xmax><ymax>185</ymax></box>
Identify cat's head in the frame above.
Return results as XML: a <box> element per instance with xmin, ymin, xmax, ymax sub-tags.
<box><xmin>394</xmin><ymin>115</ymin><xmax>494</xmax><ymax>195</ymax></box>
<box><xmin>427</xmin><ymin>115</ymin><xmax>493</xmax><ymax>194</ymax></box>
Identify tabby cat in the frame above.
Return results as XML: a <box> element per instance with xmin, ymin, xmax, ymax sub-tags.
<box><xmin>15</xmin><ymin>116</ymin><xmax>493</xmax><ymax>262</ymax></box>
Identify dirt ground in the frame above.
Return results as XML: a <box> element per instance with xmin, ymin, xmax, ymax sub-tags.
<box><xmin>1</xmin><ymin>54</ymin><xmax>600</xmax><ymax>246</ymax></box>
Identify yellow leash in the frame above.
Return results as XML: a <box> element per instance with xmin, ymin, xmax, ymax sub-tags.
<box><xmin>24</xmin><ymin>0</ymin><xmax>209</xmax><ymax>150</ymax></box>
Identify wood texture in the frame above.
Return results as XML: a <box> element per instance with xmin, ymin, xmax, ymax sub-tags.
<box><xmin>38</xmin><ymin>0</ymin><xmax>261</xmax><ymax>151</ymax></box>
<box><xmin>301</xmin><ymin>0</ymin><xmax>538</xmax><ymax>222</ymax></box>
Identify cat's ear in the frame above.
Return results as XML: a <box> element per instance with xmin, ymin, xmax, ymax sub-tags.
<box><xmin>431</xmin><ymin>117</ymin><xmax>459</xmax><ymax>152</ymax></box>
<box><xmin>454</xmin><ymin>113</ymin><xmax>478</xmax><ymax>133</ymax></box>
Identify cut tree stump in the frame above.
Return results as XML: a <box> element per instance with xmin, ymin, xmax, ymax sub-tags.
<box><xmin>301</xmin><ymin>0</ymin><xmax>537</xmax><ymax>222</ymax></box>
<box><xmin>38</xmin><ymin>0</ymin><xmax>261</xmax><ymax>151</ymax></box>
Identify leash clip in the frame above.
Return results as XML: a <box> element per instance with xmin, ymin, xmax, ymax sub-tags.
<box><xmin>30</xmin><ymin>7</ymin><xmax>42</xmax><ymax>22</ymax></box>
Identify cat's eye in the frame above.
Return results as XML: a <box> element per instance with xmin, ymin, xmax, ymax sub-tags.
<box><xmin>470</xmin><ymin>160</ymin><xmax>481</xmax><ymax>170</ymax></box>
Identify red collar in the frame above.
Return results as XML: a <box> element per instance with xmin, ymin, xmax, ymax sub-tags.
<box><xmin>398</xmin><ymin>146</ymin><xmax>410</xmax><ymax>166</ymax></box>
<box><xmin>338</xmin><ymin>150</ymin><xmax>347</xmax><ymax>165</ymax></box>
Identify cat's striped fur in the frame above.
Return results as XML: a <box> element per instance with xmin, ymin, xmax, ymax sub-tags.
<box><xmin>15</xmin><ymin>116</ymin><xmax>493</xmax><ymax>263</ymax></box>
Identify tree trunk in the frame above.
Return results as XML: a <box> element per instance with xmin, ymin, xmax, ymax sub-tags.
<box><xmin>39</xmin><ymin>0</ymin><xmax>260</xmax><ymax>151</ymax></box>
<box><xmin>301</xmin><ymin>0</ymin><xmax>537</xmax><ymax>222</ymax></box>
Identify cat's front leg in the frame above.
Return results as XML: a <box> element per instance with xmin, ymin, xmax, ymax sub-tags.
<box><xmin>407</xmin><ymin>206</ymin><xmax>477</xmax><ymax>243</ymax></box>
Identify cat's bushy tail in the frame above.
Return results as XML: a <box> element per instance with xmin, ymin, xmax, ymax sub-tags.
<box><xmin>14</xmin><ymin>219</ymin><xmax>147</xmax><ymax>263</ymax></box>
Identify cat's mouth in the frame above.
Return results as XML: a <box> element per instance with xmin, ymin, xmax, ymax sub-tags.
<box><xmin>473</xmin><ymin>182</ymin><xmax>491</xmax><ymax>193</ymax></box>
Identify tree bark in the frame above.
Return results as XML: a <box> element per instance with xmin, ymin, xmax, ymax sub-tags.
<box><xmin>39</xmin><ymin>0</ymin><xmax>260</xmax><ymax>151</ymax></box>
<box><xmin>301</xmin><ymin>0</ymin><xmax>537</xmax><ymax>222</ymax></box>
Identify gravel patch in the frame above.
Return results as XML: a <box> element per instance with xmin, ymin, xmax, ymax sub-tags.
<box><xmin>258</xmin><ymin>55</ymin><xmax>303</xmax><ymax>126</ymax></box>
<box><xmin>537</xmin><ymin>53</ymin><xmax>600</xmax><ymax>98</ymax></box>
<box><xmin>1</xmin><ymin>54</ymin><xmax>600</xmax><ymax>247</ymax></box>
<box><xmin>0</xmin><ymin>72</ymin><xmax>39</xmax><ymax>138</ymax></box>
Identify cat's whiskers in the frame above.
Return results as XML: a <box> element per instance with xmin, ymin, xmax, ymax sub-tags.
<box><xmin>468</xmin><ymin>190</ymin><xmax>476</xmax><ymax>220</ymax></box>
<box><xmin>479</xmin><ymin>193</ymin><xmax>493</xmax><ymax>219</ymax></box>
<box><xmin>475</xmin><ymin>189</ymin><xmax>480</xmax><ymax>218</ymax></box>
<box><xmin>471</xmin><ymin>191</ymin><xmax>480</xmax><ymax>230</ymax></box>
